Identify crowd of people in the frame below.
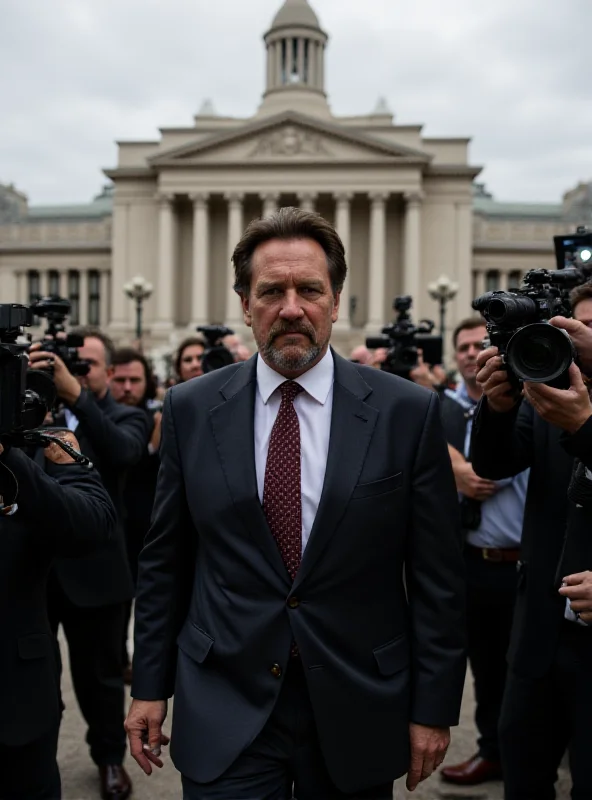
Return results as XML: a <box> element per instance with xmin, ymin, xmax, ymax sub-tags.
<box><xmin>2</xmin><ymin>205</ymin><xmax>592</xmax><ymax>800</ymax></box>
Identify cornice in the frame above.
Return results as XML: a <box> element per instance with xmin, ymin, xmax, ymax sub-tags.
<box><xmin>425</xmin><ymin>165</ymin><xmax>483</xmax><ymax>178</ymax></box>
<box><xmin>102</xmin><ymin>167</ymin><xmax>156</xmax><ymax>180</ymax></box>
<box><xmin>0</xmin><ymin>242</ymin><xmax>111</xmax><ymax>254</ymax></box>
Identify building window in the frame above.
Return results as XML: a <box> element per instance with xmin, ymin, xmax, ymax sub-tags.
<box><xmin>508</xmin><ymin>270</ymin><xmax>522</xmax><ymax>289</ymax></box>
<box><xmin>486</xmin><ymin>270</ymin><xmax>500</xmax><ymax>292</ymax></box>
<box><xmin>68</xmin><ymin>271</ymin><xmax>80</xmax><ymax>325</ymax></box>
<box><xmin>290</xmin><ymin>38</ymin><xmax>299</xmax><ymax>82</ymax></box>
<box><xmin>303</xmin><ymin>40</ymin><xmax>309</xmax><ymax>83</ymax></box>
<box><xmin>27</xmin><ymin>270</ymin><xmax>41</xmax><ymax>304</ymax></box>
<box><xmin>48</xmin><ymin>270</ymin><xmax>60</xmax><ymax>296</ymax></box>
<box><xmin>89</xmin><ymin>270</ymin><xmax>100</xmax><ymax>326</ymax></box>
<box><xmin>281</xmin><ymin>39</ymin><xmax>287</xmax><ymax>84</ymax></box>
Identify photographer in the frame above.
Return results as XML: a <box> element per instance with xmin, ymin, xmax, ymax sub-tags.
<box><xmin>29</xmin><ymin>327</ymin><xmax>151</xmax><ymax>800</ymax></box>
<box><xmin>439</xmin><ymin>318</ymin><xmax>528</xmax><ymax>787</ymax></box>
<box><xmin>0</xmin><ymin>431</ymin><xmax>116</xmax><ymax>799</ymax></box>
<box><xmin>470</xmin><ymin>284</ymin><xmax>592</xmax><ymax>799</ymax></box>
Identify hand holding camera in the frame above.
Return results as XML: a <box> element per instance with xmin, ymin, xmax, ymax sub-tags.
<box><xmin>523</xmin><ymin>363</ymin><xmax>592</xmax><ymax>435</ymax></box>
<box><xmin>475</xmin><ymin>346</ymin><xmax>522</xmax><ymax>414</ymax></box>
<box><xmin>29</xmin><ymin>342</ymin><xmax>82</xmax><ymax>405</ymax></box>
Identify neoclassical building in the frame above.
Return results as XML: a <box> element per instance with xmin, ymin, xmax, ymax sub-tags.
<box><xmin>1</xmin><ymin>0</ymin><xmax>591</xmax><ymax>365</ymax></box>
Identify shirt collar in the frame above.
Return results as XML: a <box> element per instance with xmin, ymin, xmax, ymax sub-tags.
<box><xmin>256</xmin><ymin>349</ymin><xmax>334</xmax><ymax>406</ymax></box>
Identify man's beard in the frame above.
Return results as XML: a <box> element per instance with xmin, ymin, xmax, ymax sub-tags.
<box><xmin>259</xmin><ymin>322</ymin><xmax>322</xmax><ymax>372</ymax></box>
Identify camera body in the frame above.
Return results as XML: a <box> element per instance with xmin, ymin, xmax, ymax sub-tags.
<box><xmin>472</xmin><ymin>268</ymin><xmax>582</xmax><ymax>389</ymax></box>
<box><xmin>0</xmin><ymin>304</ymin><xmax>55</xmax><ymax>437</ymax></box>
<box><xmin>366</xmin><ymin>296</ymin><xmax>443</xmax><ymax>378</ymax></box>
<box><xmin>30</xmin><ymin>296</ymin><xmax>90</xmax><ymax>377</ymax></box>
<box><xmin>196</xmin><ymin>325</ymin><xmax>236</xmax><ymax>373</ymax></box>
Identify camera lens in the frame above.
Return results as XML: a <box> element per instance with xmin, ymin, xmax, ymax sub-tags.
<box><xmin>506</xmin><ymin>323</ymin><xmax>575</xmax><ymax>385</ymax></box>
<box><xmin>488</xmin><ymin>295</ymin><xmax>538</xmax><ymax>326</ymax></box>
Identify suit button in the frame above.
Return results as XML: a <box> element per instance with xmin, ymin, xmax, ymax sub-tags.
<box><xmin>287</xmin><ymin>596</ymin><xmax>299</xmax><ymax>609</ymax></box>
<box><xmin>270</xmin><ymin>663</ymin><xmax>282</xmax><ymax>678</ymax></box>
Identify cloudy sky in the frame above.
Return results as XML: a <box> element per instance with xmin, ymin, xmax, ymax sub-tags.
<box><xmin>1</xmin><ymin>0</ymin><xmax>589</xmax><ymax>206</ymax></box>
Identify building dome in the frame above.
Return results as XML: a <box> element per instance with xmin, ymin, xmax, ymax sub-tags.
<box><xmin>271</xmin><ymin>0</ymin><xmax>321</xmax><ymax>30</ymax></box>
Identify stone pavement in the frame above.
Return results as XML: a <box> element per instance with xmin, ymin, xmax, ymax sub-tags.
<box><xmin>57</xmin><ymin>633</ymin><xmax>571</xmax><ymax>800</ymax></box>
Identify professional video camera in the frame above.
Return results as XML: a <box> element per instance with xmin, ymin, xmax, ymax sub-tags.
<box><xmin>472</xmin><ymin>267</ymin><xmax>583</xmax><ymax>389</ymax></box>
<box><xmin>196</xmin><ymin>325</ymin><xmax>236</xmax><ymax>373</ymax></box>
<box><xmin>366</xmin><ymin>296</ymin><xmax>443</xmax><ymax>378</ymax></box>
<box><xmin>30</xmin><ymin>295</ymin><xmax>90</xmax><ymax>376</ymax></box>
<box><xmin>554</xmin><ymin>226</ymin><xmax>592</xmax><ymax>272</ymax></box>
<box><xmin>0</xmin><ymin>303</ymin><xmax>89</xmax><ymax>464</ymax></box>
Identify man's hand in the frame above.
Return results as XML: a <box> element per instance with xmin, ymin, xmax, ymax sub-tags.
<box><xmin>454</xmin><ymin>460</ymin><xmax>498</xmax><ymax>500</ymax></box>
<box><xmin>29</xmin><ymin>343</ymin><xmax>81</xmax><ymax>405</ymax></box>
<box><xmin>149</xmin><ymin>411</ymin><xmax>163</xmax><ymax>453</ymax></box>
<box><xmin>44</xmin><ymin>431</ymin><xmax>80</xmax><ymax>465</ymax></box>
<box><xmin>409</xmin><ymin>351</ymin><xmax>441</xmax><ymax>391</ymax></box>
<box><xmin>407</xmin><ymin>723</ymin><xmax>450</xmax><ymax>791</ymax></box>
<box><xmin>475</xmin><ymin>346</ymin><xmax>521</xmax><ymax>413</ymax></box>
<box><xmin>523</xmin><ymin>363</ymin><xmax>592</xmax><ymax>434</ymax></box>
<box><xmin>559</xmin><ymin>571</ymin><xmax>592</xmax><ymax>624</ymax></box>
<box><xmin>125</xmin><ymin>699</ymin><xmax>170</xmax><ymax>776</ymax></box>
<box><xmin>550</xmin><ymin>316</ymin><xmax>592</xmax><ymax>375</ymax></box>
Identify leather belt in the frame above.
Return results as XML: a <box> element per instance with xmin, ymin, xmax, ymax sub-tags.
<box><xmin>466</xmin><ymin>544</ymin><xmax>521</xmax><ymax>563</ymax></box>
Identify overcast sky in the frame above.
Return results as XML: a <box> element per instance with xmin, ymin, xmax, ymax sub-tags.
<box><xmin>1</xmin><ymin>0</ymin><xmax>590</xmax><ymax>206</ymax></box>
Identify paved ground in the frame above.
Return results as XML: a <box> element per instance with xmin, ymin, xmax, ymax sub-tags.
<box><xmin>57</xmin><ymin>629</ymin><xmax>571</xmax><ymax>800</ymax></box>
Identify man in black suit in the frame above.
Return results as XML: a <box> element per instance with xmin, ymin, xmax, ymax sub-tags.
<box><xmin>470</xmin><ymin>283</ymin><xmax>592</xmax><ymax>799</ymax></box>
<box><xmin>126</xmin><ymin>207</ymin><xmax>466</xmax><ymax>799</ymax></box>
<box><xmin>30</xmin><ymin>329</ymin><xmax>151</xmax><ymax>800</ymax></box>
<box><xmin>0</xmin><ymin>431</ymin><xmax>116</xmax><ymax>799</ymax></box>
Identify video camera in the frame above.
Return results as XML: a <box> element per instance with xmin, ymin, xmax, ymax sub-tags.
<box><xmin>196</xmin><ymin>325</ymin><xmax>236</xmax><ymax>373</ymax></box>
<box><xmin>472</xmin><ymin>268</ymin><xmax>582</xmax><ymax>389</ymax></box>
<box><xmin>366</xmin><ymin>296</ymin><xmax>443</xmax><ymax>378</ymax></box>
<box><xmin>30</xmin><ymin>295</ymin><xmax>90</xmax><ymax>377</ymax></box>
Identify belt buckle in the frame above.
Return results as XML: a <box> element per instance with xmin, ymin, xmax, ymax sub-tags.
<box><xmin>482</xmin><ymin>548</ymin><xmax>502</xmax><ymax>562</ymax></box>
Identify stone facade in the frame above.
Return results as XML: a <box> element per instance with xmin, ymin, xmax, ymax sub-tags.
<box><xmin>0</xmin><ymin>0</ymin><xmax>589</xmax><ymax>367</ymax></box>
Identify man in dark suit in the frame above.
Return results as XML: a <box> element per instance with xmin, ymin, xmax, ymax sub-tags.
<box><xmin>0</xmin><ymin>431</ymin><xmax>116</xmax><ymax>799</ymax></box>
<box><xmin>126</xmin><ymin>207</ymin><xmax>466</xmax><ymax>799</ymax></box>
<box><xmin>470</xmin><ymin>283</ymin><xmax>592</xmax><ymax>799</ymax></box>
<box><xmin>30</xmin><ymin>329</ymin><xmax>151</xmax><ymax>800</ymax></box>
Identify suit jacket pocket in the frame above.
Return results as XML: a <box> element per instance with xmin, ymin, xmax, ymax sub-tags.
<box><xmin>373</xmin><ymin>634</ymin><xmax>409</xmax><ymax>676</ymax></box>
<box><xmin>18</xmin><ymin>633</ymin><xmax>51</xmax><ymax>660</ymax></box>
<box><xmin>177</xmin><ymin>619</ymin><xmax>214</xmax><ymax>665</ymax></box>
<box><xmin>351</xmin><ymin>472</ymin><xmax>403</xmax><ymax>501</ymax></box>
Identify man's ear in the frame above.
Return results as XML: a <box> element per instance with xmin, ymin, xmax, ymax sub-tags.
<box><xmin>240</xmin><ymin>292</ymin><xmax>252</xmax><ymax>327</ymax></box>
<box><xmin>106</xmin><ymin>365</ymin><xmax>115</xmax><ymax>380</ymax></box>
<box><xmin>331</xmin><ymin>290</ymin><xmax>341</xmax><ymax>324</ymax></box>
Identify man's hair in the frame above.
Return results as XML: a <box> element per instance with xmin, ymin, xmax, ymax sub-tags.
<box><xmin>174</xmin><ymin>336</ymin><xmax>205</xmax><ymax>379</ymax></box>
<box><xmin>231</xmin><ymin>206</ymin><xmax>347</xmax><ymax>296</ymax></box>
<box><xmin>569</xmin><ymin>280</ymin><xmax>592</xmax><ymax>311</ymax></box>
<box><xmin>71</xmin><ymin>326</ymin><xmax>116</xmax><ymax>366</ymax></box>
<box><xmin>452</xmin><ymin>317</ymin><xmax>487</xmax><ymax>350</ymax></box>
<box><xmin>112</xmin><ymin>347</ymin><xmax>157</xmax><ymax>401</ymax></box>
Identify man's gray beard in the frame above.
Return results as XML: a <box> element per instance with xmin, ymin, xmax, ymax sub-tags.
<box><xmin>261</xmin><ymin>341</ymin><xmax>322</xmax><ymax>372</ymax></box>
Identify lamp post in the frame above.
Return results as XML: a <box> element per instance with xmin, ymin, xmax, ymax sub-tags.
<box><xmin>123</xmin><ymin>275</ymin><xmax>153</xmax><ymax>348</ymax></box>
<box><xmin>427</xmin><ymin>274</ymin><xmax>459</xmax><ymax>361</ymax></box>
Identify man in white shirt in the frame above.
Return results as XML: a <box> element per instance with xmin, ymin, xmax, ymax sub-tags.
<box><xmin>125</xmin><ymin>206</ymin><xmax>466</xmax><ymax>799</ymax></box>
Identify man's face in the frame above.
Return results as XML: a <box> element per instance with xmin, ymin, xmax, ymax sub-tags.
<box><xmin>179</xmin><ymin>344</ymin><xmax>204</xmax><ymax>381</ymax></box>
<box><xmin>455</xmin><ymin>325</ymin><xmax>487</xmax><ymax>383</ymax></box>
<box><xmin>77</xmin><ymin>336</ymin><xmax>113</xmax><ymax>397</ymax></box>
<box><xmin>110</xmin><ymin>361</ymin><xmax>147</xmax><ymax>406</ymax></box>
<box><xmin>573</xmin><ymin>299</ymin><xmax>592</xmax><ymax>326</ymax></box>
<box><xmin>241</xmin><ymin>237</ymin><xmax>340</xmax><ymax>376</ymax></box>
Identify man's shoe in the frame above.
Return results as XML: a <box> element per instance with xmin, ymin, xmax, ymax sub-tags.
<box><xmin>440</xmin><ymin>754</ymin><xmax>503</xmax><ymax>785</ymax></box>
<box><xmin>99</xmin><ymin>765</ymin><xmax>132</xmax><ymax>800</ymax></box>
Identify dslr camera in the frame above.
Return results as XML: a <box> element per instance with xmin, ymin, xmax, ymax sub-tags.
<box><xmin>366</xmin><ymin>296</ymin><xmax>443</xmax><ymax>378</ymax></box>
<box><xmin>196</xmin><ymin>325</ymin><xmax>236</xmax><ymax>373</ymax></box>
<box><xmin>472</xmin><ymin>268</ymin><xmax>582</xmax><ymax>389</ymax></box>
<box><xmin>31</xmin><ymin>295</ymin><xmax>90</xmax><ymax>377</ymax></box>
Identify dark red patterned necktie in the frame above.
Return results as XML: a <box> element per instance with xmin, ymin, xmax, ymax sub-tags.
<box><xmin>263</xmin><ymin>381</ymin><xmax>304</xmax><ymax>580</ymax></box>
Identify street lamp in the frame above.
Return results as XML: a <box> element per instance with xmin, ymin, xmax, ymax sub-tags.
<box><xmin>123</xmin><ymin>275</ymin><xmax>153</xmax><ymax>346</ymax></box>
<box><xmin>427</xmin><ymin>274</ymin><xmax>459</xmax><ymax>361</ymax></box>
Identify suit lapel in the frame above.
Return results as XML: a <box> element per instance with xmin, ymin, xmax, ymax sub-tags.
<box><xmin>293</xmin><ymin>353</ymin><xmax>378</xmax><ymax>589</ymax></box>
<box><xmin>209</xmin><ymin>356</ymin><xmax>290</xmax><ymax>585</ymax></box>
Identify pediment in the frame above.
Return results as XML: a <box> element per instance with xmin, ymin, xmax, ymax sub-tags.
<box><xmin>149</xmin><ymin>112</ymin><xmax>431</xmax><ymax>166</ymax></box>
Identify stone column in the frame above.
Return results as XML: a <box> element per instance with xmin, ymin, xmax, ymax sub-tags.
<box><xmin>59</xmin><ymin>270</ymin><xmax>68</xmax><ymax>300</ymax></box>
<box><xmin>286</xmin><ymin>37</ymin><xmax>294</xmax><ymax>80</ymax></box>
<box><xmin>155</xmin><ymin>193</ymin><xmax>176</xmax><ymax>331</ymax></box>
<box><xmin>225</xmin><ymin>192</ymin><xmax>244</xmax><ymax>326</ymax></box>
<box><xmin>366</xmin><ymin>192</ymin><xmax>388</xmax><ymax>329</ymax></box>
<box><xmin>15</xmin><ymin>272</ymin><xmax>25</xmax><ymax>305</ymax></box>
<box><xmin>190</xmin><ymin>193</ymin><xmax>210</xmax><ymax>326</ymax></box>
<box><xmin>79</xmin><ymin>270</ymin><xmax>89</xmax><ymax>325</ymax></box>
<box><xmin>475</xmin><ymin>271</ymin><xmax>486</xmax><ymax>300</ymax></box>
<box><xmin>100</xmin><ymin>270</ymin><xmax>110</xmax><ymax>328</ymax></box>
<box><xmin>403</xmin><ymin>191</ymin><xmax>423</xmax><ymax>302</ymax></box>
<box><xmin>261</xmin><ymin>192</ymin><xmax>279</xmax><ymax>217</ymax></box>
<box><xmin>455</xmin><ymin>202</ymin><xmax>473</xmax><ymax>321</ymax></box>
<box><xmin>334</xmin><ymin>192</ymin><xmax>353</xmax><ymax>329</ymax></box>
<box><xmin>110</xmin><ymin>199</ymin><xmax>129</xmax><ymax>331</ymax></box>
<box><xmin>318</xmin><ymin>42</ymin><xmax>324</xmax><ymax>90</ymax></box>
<box><xmin>297</xmin><ymin>192</ymin><xmax>317</xmax><ymax>212</ymax></box>
<box><xmin>276</xmin><ymin>41</ymin><xmax>283</xmax><ymax>84</ymax></box>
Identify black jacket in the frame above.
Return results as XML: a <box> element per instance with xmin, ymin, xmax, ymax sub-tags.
<box><xmin>51</xmin><ymin>389</ymin><xmax>151</xmax><ymax>607</ymax></box>
<box><xmin>0</xmin><ymin>448</ymin><xmax>115</xmax><ymax>746</ymax></box>
<box><xmin>132</xmin><ymin>352</ymin><xmax>466</xmax><ymax>793</ymax></box>
<box><xmin>471</xmin><ymin>399</ymin><xmax>592</xmax><ymax>678</ymax></box>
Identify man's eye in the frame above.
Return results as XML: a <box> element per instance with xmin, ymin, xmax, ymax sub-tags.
<box><xmin>302</xmin><ymin>287</ymin><xmax>319</xmax><ymax>294</ymax></box>
<box><xmin>264</xmin><ymin>288</ymin><xmax>281</xmax><ymax>296</ymax></box>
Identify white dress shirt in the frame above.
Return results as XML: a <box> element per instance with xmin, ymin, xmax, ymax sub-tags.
<box><xmin>255</xmin><ymin>349</ymin><xmax>334</xmax><ymax>554</ymax></box>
